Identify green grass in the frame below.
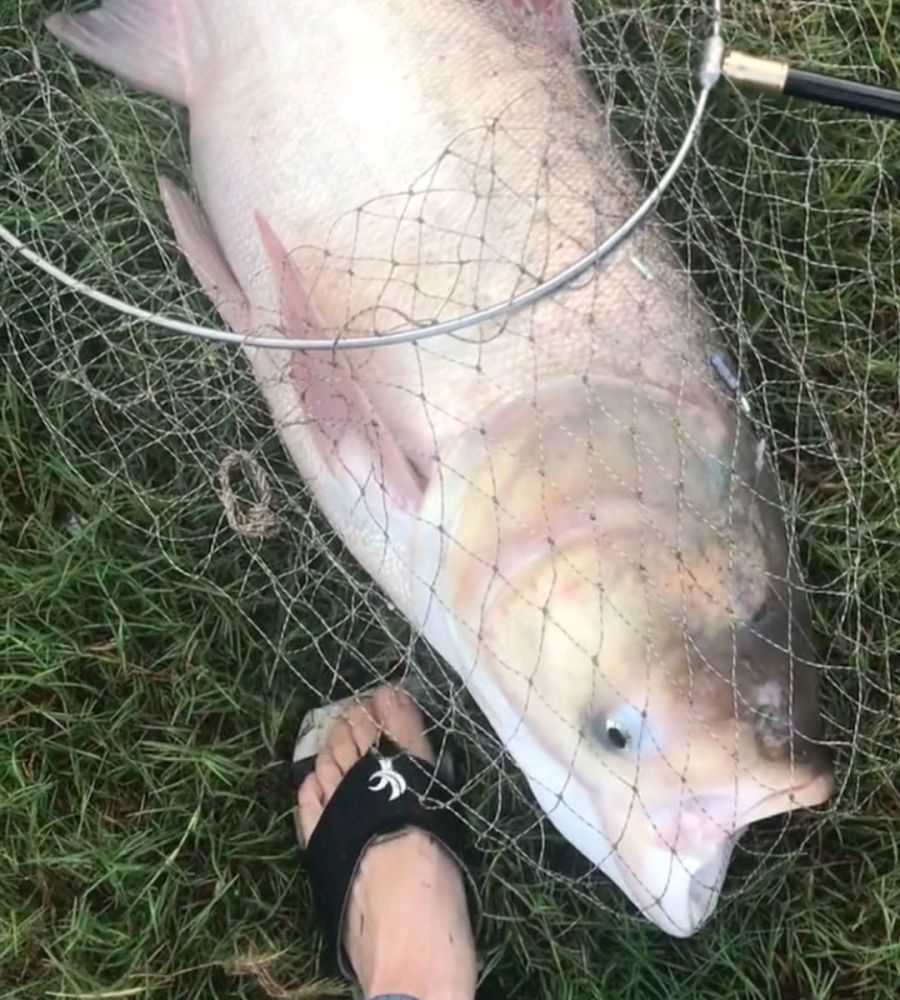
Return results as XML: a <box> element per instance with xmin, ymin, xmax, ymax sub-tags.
<box><xmin>2</xmin><ymin>0</ymin><xmax>899</xmax><ymax>997</ymax></box>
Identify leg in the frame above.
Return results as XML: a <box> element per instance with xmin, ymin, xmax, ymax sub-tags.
<box><xmin>296</xmin><ymin>687</ymin><xmax>478</xmax><ymax>1000</ymax></box>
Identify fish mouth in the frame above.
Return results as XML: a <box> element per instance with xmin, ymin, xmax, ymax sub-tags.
<box><xmin>737</xmin><ymin>767</ymin><xmax>834</xmax><ymax>827</ymax></box>
<box><xmin>601</xmin><ymin>768</ymin><xmax>836</xmax><ymax>938</ymax></box>
<box><xmin>461</xmin><ymin>664</ymin><xmax>834</xmax><ymax>939</ymax></box>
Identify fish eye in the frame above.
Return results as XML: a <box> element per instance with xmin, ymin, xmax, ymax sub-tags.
<box><xmin>605</xmin><ymin>721</ymin><xmax>630</xmax><ymax>750</ymax></box>
<box><xmin>585</xmin><ymin>707</ymin><xmax>644</xmax><ymax>754</ymax></box>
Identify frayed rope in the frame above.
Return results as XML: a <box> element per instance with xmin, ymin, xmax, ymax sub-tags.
<box><xmin>218</xmin><ymin>450</ymin><xmax>280</xmax><ymax>539</ymax></box>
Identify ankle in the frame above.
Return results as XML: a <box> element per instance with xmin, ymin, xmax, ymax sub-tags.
<box><xmin>359</xmin><ymin>930</ymin><xmax>477</xmax><ymax>1000</ymax></box>
<box><xmin>365</xmin><ymin>979</ymin><xmax>475</xmax><ymax>1000</ymax></box>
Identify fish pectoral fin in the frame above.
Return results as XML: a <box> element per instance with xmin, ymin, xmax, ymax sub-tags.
<box><xmin>46</xmin><ymin>0</ymin><xmax>191</xmax><ymax>105</ymax></box>
<box><xmin>158</xmin><ymin>177</ymin><xmax>251</xmax><ymax>332</ymax></box>
<box><xmin>255</xmin><ymin>214</ymin><xmax>425</xmax><ymax>513</ymax></box>
<box><xmin>503</xmin><ymin>0</ymin><xmax>582</xmax><ymax>55</ymax></box>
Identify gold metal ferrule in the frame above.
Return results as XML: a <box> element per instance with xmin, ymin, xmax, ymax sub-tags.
<box><xmin>722</xmin><ymin>51</ymin><xmax>790</xmax><ymax>95</ymax></box>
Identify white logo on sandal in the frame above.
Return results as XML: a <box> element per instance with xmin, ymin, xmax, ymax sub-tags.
<box><xmin>368</xmin><ymin>758</ymin><xmax>407</xmax><ymax>801</ymax></box>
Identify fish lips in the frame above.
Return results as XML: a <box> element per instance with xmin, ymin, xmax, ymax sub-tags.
<box><xmin>598</xmin><ymin>767</ymin><xmax>835</xmax><ymax>937</ymax></box>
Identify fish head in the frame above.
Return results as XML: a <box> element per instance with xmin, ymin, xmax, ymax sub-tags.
<box><xmin>435</xmin><ymin>376</ymin><xmax>833</xmax><ymax>936</ymax></box>
<box><xmin>474</xmin><ymin>523</ymin><xmax>832</xmax><ymax>935</ymax></box>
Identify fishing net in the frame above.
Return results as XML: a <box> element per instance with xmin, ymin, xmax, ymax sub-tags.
<box><xmin>2</xmin><ymin>0</ymin><xmax>897</xmax><ymax>962</ymax></box>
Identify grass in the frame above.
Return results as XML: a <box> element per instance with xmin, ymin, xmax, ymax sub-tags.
<box><xmin>2</xmin><ymin>0</ymin><xmax>899</xmax><ymax>997</ymax></box>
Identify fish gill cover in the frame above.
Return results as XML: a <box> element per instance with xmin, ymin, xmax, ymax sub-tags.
<box><xmin>1</xmin><ymin>0</ymin><xmax>898</xmax><ymax>996</ymax></box>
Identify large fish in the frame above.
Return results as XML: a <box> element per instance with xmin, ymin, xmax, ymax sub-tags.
<box><xmin>46</xmin><ymin>0</ymin><xmax>834</xmax><ymax>936</ymax></box>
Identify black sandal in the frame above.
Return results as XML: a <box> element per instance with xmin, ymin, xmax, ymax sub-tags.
<box><xmin>290</xmin><ymin>694</ymin><xmax>481</xmax><ymax>982</ymax></box>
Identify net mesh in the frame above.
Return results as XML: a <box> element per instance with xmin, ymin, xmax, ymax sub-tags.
<box><xmin>2</xmin><ymin>0</ymin><xmax>898</xmax><ymax>948</ymax></box>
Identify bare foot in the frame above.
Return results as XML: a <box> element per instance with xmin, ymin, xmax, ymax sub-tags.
<box><xmin>296</xmin><ymin>686</ymin><xmax>477</xmax><ymax>1000</ymax></box>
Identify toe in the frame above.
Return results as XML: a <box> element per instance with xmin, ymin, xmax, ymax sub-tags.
<box><xmin>314</xmin><ymin>746</ymin><xmax>344</xmax><ymax>799</ymax></box>
<box><xmin>372</xmin><ymin>686</ymin><xmax>434</xmax><ymax>763</ymax></box>
<box><xmin>296</xmin><ymin>772</ymin><xmax>324</xmax><ymax>845</ymax></box>
<box><xmin>293</xmin><ymin>688</ymin><xmax>434</xmax><ymax>848</ymax></box>
<box><xmin>343</xmin><ymin>700</ymin><xmax>379</xmax><ymax>756</ymax></box>
<box><xmin>328</xmin><ymin>717</ymin><xmax>364</xmax><ymax>774</ymax></box>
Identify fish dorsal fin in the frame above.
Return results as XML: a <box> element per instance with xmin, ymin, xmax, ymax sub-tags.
<box><xmin>46</xmin><ymin>0</ymin><xmax>192</xmax><ymax>105</ymax></box>
<box><xmin>254</xmin><ymin>214</ymin><xmax>425</xmax><ymax>514</ymax></box>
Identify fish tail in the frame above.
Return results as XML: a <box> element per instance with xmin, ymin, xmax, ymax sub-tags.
<box><xmin>45</xmin><ymin>0</ymin><xmax>192</xmax><ymax>106</ymax></box>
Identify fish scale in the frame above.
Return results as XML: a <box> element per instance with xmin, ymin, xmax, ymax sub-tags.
<box><xmin>180</xmin><ymin>0</ymin><xmax>711</xmax><ymax>458</ymax></box>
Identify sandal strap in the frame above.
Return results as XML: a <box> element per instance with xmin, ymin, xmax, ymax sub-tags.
<box><xmin>298</xmin><ymin>737</ymin><xmax>473</xmax><ymax>977</ymax></box>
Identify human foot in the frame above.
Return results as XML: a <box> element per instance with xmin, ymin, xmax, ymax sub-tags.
<box><xmin>295</xmin><ymin>686</ymin><xmax>477</xmax><ymax>1000</ymax></box>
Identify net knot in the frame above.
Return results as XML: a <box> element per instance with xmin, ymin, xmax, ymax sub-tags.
<box><xmin>217</xmin><ymin>450</ymin><xmax>280</xmax><ymax>539</ymax></box>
